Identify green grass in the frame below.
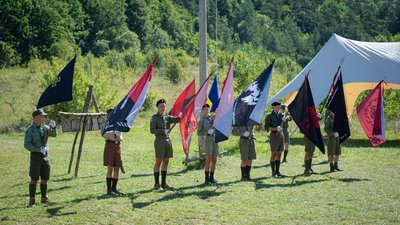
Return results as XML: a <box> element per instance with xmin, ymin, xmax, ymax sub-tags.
<box><xmin>1</xmin><ymin>121</ymin><xmax>399</xmax><ymax>224</ymax></box>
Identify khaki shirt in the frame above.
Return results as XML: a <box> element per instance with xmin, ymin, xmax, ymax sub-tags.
<box><xmin>264</xmin><ymin>110</ymin><xmax>283</xmax><ymax>131</ymax></box>
<box><xmin>324</xmin><ymin>114</ymin><xmax>335</xmax><ymax>137</ymax></box>
<box><xmin>24</xmin><ymin>123</ymin><xmax>57</xmax><ymax>154</ymax></box>
<box><xmin>197</xmin><ymin>115</ymin><xmax>214</xmax><ymax>136</ymax></box>
<box><xmin>150</xmin><ymin>113</ymin><xmax>180</xmax><ymax>139</ymax></box>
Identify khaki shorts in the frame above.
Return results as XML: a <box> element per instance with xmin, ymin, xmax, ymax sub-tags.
<box><xmin>269</xmin><ymin>132</ymin><xmax>284</xmax><ymax>152</ymax></box>
<box><xmin>205</xmin><ymin>135</ymin><xmax>219</xmax><ymax>156</ymax></box>
<box><xmin>328</xmin><ymin>136</ymin><xmax>341</xmax><ymax>155</ymax></box>
<box><xmin>154</xmin><ymin>138</ymin><xmax>173</xmax><ymax>158</ymax></box>
<box><xmin>239</xmin><ymin>137</ymin><xmax>256</xmax><ymax>160</ymax></box>
<box><xmin>29</xmin><ymin>153</ymin><xmax>50</xmax><ymax>180</ymax></box>
<box><xmin>283</xmin><ymin>131</ymin><xmax>290</xmax><ymax>144</ymax></box>
<box><xmin>103</xmin><ymin>142</ymin><xmax>122</xmax><ymax>167</ymax></box>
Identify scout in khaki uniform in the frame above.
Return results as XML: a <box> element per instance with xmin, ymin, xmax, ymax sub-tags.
<box><xmin>303</xmin><ymin>112</ymin><xmax>322</xmax><ymax>175</ymax></box>
<box><xmin>102</xmin><ymin>108</ymin><xmax>123</xmax><ymax>195</ymax></box>
<box><xmin>324</xmin><ymin>109</ymin><xmax>341</xmax><ymax>172</ymax></box>
<box><xmin>197</xmin><ymin>104</ymin><xmax>219</xmax><ymax>184</ymax></box>
<box><xmin>264</xmin><ymin>102</ymin><xmax>284</xmax><ymax>178</ymax></box>
<box><xmin>24</xmin><ymin>109</ymin><xmax>57</xmax><ymax>207</ymax></box>
<box><xmin>150</xmin><ymin>99</ymin><xmax>181</xmax><ymax>190</ymax></box>
<box><xmin>279</xmin><ymin>104</ymin><xmax>292</xmax><ymax>163</ymax></box>
<box><xmin>232</xmin><ymin>125</ymin><xmax>256</xmax><ymax>181</ymax></box>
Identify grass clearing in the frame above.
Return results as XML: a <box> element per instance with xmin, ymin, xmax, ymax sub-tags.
<box><xmin>0</xmin><ymin>125</ymin><xmax>399</xmax><ymax>224</ymax></box>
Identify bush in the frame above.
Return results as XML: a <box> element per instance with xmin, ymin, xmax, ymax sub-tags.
<box><xmin>0</xmin><ymin>41</ymin><xmax>21</xmax><ymax>68</ymax></box>
<box><xmin>104</xmin><ymin>50</ymin><xmax>126</xmax><ymax>69</ymax></box>
<box><xmin>141</xmin><ymin>91</ymin><xmax>155</xmax><ymax>112</ymax></box>
<box><xmin>165</xmin><ymin>61</ymin><xmax>184</xmax><ymax>84</ymax></box>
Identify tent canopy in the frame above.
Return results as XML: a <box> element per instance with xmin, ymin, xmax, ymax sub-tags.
<box><xmin>267</xmin><ymin>33</ymin><xmax>400</xmax><ymax>115</ymax></box>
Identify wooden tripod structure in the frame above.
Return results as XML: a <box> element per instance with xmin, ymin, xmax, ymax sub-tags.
<box><xmin>58</xmin><ymin>85</ymin><xmax>106</xmax><ymax>177</ymax></box>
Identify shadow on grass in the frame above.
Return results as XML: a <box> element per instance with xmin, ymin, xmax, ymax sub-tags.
<box><xmin>130</xmin><ymin>161</ymin><xmax>205</xmax><ymax>178</ymax></box>
<box><xmin>132</xmin><ymin>189</ymin><xmax>226</xmax><ymax>209</ymax></box>
<box><xmin>289</xmin><ymin>137</ymin><xmax>400</xmax><ymax>148</ymax></box>
<box><xmin>52</xmin><ymin>175</ymin><xmax>96</xmax><ymax>182</ymax></box>
<box><xmin>337</xmin><ymin>178</ymin><xmax>371</xmax><ymax>183</ymax></box>
<box><xmin>48</xmin><ymin>185</ymin><xmax>72</xmax><ymax>193</ymax></box>
<box><xmin>47</xmin><ymin>206</ymin><xmax>77</xmax><ymax>217</ymax></box>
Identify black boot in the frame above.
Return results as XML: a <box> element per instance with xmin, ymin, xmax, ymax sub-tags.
<box><xmin>282</xmin><ymin>151</ymin><xmax>288</xmax><ymax>163</ymax></box>
<box><xmin>304</xmin><ymin>160</ymin><xmax>310</xmax><ymax>175</ymax></box>
<box><xmin>275</xmin><ymin>160</ymin><xmax>282</xmax><ymax>177</ymax></box>
<box><xmin>309</xmin><ymin>159</ymin><xmax>314</xmax><ymax>174</ymax></box>
<box><xmin>161</xmin><ymin>171</ymin><xmax>173</xmax><ymax>189</ymax></box>
<box><xmin>246</xmin><ymin>165</ymin><xmax>252</xmax><ymax>181</ymax></box>
<box><xmin>270</xmin><ymin>161</ymin><xmax>276</xmax><ymax>177</ymax></box>
<box><xmin>29</xmin><ymin>183</ymin><xmax>36</xmax><ymax>207</ymax></box>
<box><xmin>209</xmin><ymin>171</ymin><xmax>217</xmax><ymax>183</ymax></box>
<box><xmin>334</xmin><ymin>162</ymin><xmax>342</xmax><ymax>171</ymax></box>
<box><xmin>40</xmin><ymin>183</ymin><xmax>49</xmax><ymax>203</ymax></box>
<box><xmin>106</xmin><ymin>177</ymin><xmax>113</xmax><ymax>195</ymax></box>
<box><xmin>153</xmin><ymin>172</ymin><xmax>161</xmax><ymax>190</ymax></box>
<box><xmin>205</xmin><ymin>171</ymin><xmax>210</xmax><ymax>184</ymax></box>
<box><xmin>330</xmin><ymin>163</ymin><xmax>335</xmax><ymax>172</ymax></box>
<box><xmin>240</xmin><ymin>167</ymin><xmax>246</xmax><ymax>181</ymax></box>
<box><xmin>112</xmin><ymin>178</ymin><xmax>122</xmax><ymax>195</ymax></box>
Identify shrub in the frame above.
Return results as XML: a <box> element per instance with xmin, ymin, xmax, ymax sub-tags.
<box><xmin>165</xmin><ymin>61</ymin><xmax>184</xmax><ymax>84</ymax></box>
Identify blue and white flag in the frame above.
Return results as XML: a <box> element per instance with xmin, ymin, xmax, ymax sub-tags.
<box><xmin>233</xmin><ymin>61</ymin><xmax>274</xmax><ymax>126</ymax></box>
<box><xmin>102</xmin><ymin>58</ymin><xmax>156</xmax><ymax>135</ymax></box>
<box><xmin>214</xmin><ymin>62</ymin><xmax>234</xmax><ymax>143</ymax></box>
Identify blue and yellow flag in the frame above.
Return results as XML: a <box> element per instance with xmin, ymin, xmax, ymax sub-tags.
<box><xmin>208</xmin><ymin>75</ymin><xmax>220</xmax><ymax>112</ymax></box>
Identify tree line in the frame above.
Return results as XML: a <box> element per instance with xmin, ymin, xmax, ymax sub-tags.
<box><xmin>1</xmin><ymin>0</ymin><xmax>399</xmax><ymax>67</ymax></box>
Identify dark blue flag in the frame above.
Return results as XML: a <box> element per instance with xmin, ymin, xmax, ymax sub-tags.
<box><xmin>208</xmin><ymin>75</ymin><xmax>220</xmax><ymax>112</ymax></box>
<box><xmin>233</xmin><ymin>61</ymin><xmax>274</xmax><ymax>126</ymax></box>
<box><xmin>326</xmin><ymin>72</ymin><xmax>351</xmax><ymax>143</ymax></box>
<box><xmin>37</xmin><ymin>56</ymin><xmax>76</xmax><ymax>109</ymax></box>
<box><xmin>102</xmin><ymin>58</ymin><xmax>156</xmax><ymax>136</ymax></box>
<box><xmin>288</xmin><ymin>76</ymin><xmax>325</xmax><ymax>154</ymax></box>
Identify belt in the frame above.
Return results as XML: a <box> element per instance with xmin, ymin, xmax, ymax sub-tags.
<box><xmin>240</xmin><ymin>136</ymin><xmax>255</xmax><ymax>140</ymax></box>
<box><xmin>106</xmin><ymin>140</ymin><xmax>121</xmax><ymax>144</ymax></box>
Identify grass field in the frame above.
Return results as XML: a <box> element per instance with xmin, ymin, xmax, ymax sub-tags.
<box><xmin>0</xmin><ymin>119</ymin><xmax>399</xmax><ymax>224</ymax></box>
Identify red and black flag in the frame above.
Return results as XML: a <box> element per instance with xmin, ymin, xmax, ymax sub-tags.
<box><xmin>326</xmin><ymin>72</ymin><xmax>351</xmax><ymax>143</ymax></box>
<box><xmin>37</xmin><ymin>55</ymin><xmax>76</xmax><ymax>109</ymax></box>
<box><xmin>169</xmin><ymin>79</ymin><xmax>196</xmax><ymax>116</ymax></box>
<box><xmin>288</xmin><ymin>75</ymin><xmax>325</xmax><ymax>154</ymax></box>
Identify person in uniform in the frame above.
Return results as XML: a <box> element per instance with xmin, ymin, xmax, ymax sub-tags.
<box><xmin>232</xmin><ymin>125</ymin><xmax>256</xmax><ymax>181</ymax></box>
<box><xmin>150</xmin><ymin>99</ymin><xmax>181</xmax><ymax>190</ymax></box>
<box><xmin>197</xmin><ymin>104</ymin><xmax>219</xmax><ymax>184</ymax></box>
<box><xmin>103</xmin><ymin>108</ymin><xmax>123</xmax><ymax>195</ymax></box>
<box><xmin>279</xmin><ymin>104</ymin><xmax>292</xmax><ymax>163</ymax></box>
<box><xmin>24</xmin><ymin>109</ymin><xmax>57</xmax><ymax>207</ymax></box>
<box><xmin>303</xmin><ymin>112</ymin><xmax>322</xmax><ymax>175</ymax></box>
<box><xmin>324</xmin><ymin>109</ymin><xmax>341</xmax><ymax>172</ymax></box>
<box><xmin>264</xmin><ymin>102</ymin><xmax>284</xmax><ymax>178</ymax></box>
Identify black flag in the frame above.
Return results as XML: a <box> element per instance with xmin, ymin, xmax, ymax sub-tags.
<box><xmin>326</xmin><ymin>72</ymin><xmax>351</xmax><ymax>143</ymax></box>
<box><xmin>37</xmin><ymin>56</ymin><xmax>76</xmax><ymax>109</ymax></box>
<box><xmin>288</xmin><ymin>76</ymin><xmax>325</xmax><ymax>154</ymax></box>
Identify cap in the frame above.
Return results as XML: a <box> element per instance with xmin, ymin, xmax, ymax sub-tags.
<box><xmin>32</xmin><ymin>108</ymin><xmax>47</xmax><ymax>117</ymax></box>
<box><xmin>156</xmin><ymin>99</ymin><xmax>166</xmax><ymax>107</ymax></box>
<box><xmin>271</xmin><ymin>102</ymin><xmax>281</xmax><ymax>106</ymax></box>
<box><xmin>202</xmin><ymin>104</ymin><xmax>210</xmax><ymax>109</ymax></box>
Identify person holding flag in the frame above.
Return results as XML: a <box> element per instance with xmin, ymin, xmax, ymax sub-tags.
<box><xmin>103</xmin><ymin>108</ymin><xmax>124</xmax><ymax>195</ymax></box>
<box><xmin>324</xmin><ymin>110</ymin><xmax>342</xmax><ymax>172</ymax></box>
<box><xmin>150</xmin><ymin>99</ymin><xmax>181</xmax><ymax>190</ymax></box>
<box><xmin>24</xmin><ymin>109</ymin><xmax>57</xmax><ymax>207</ymax></box>
<box><xmin>303</xmin><ymin>112</ymin><xmax>322</xmax><ymax>175</ymax></box>
<box><xmin>265</xmin><ymin>102</ymin><xmax>285</xmax><ymax>178</ymax></box>
<box><xmin>279</xmin><ymin>104</ymin><xmax>292</xmax><ymax>163</ymax></box>
<box><xmin>197</xmin><ymin>104</ymin><xmax>219</xmax><ymax>184</ymax></box>
<box><xmin>232</xmin><ymin>125</ymin><xmax>255</xmax><ymax>181</ymax></box>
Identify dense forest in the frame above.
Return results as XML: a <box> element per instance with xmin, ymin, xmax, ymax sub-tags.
<box><xmin>0</xmin><ymin>0</ymin><xmax>399</xmax><ymax>132</ymax></box>
<box><xmin>1</xmin><ymin>0</ymin><xmax>399</xmax><ymax>67</ymax></box>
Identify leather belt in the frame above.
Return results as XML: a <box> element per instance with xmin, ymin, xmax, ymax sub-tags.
<box><xmin>106</xmin><ymin>140</ymin><xmax>121</xmax><ymax>144</ymax></box>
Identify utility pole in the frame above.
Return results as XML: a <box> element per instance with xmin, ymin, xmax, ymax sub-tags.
<box><xmin>199</xmin><ymin>0</ymin><xmax>207</xmax><ymax>85</ymax></box>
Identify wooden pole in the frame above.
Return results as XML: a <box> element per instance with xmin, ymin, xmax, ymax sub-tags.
<box><xmin>67</xmin><ymin>129</ymin><xmax>80</xmax><ymax>174</ymax></box>
<box><xmin>199</xmin><ymin>0</ymin><xmax>207</xmax><ymax>85</ymax></box>
<box><xmin>72</xmin><ymin>85</ymin><xmax>94</xmax><ymax>177</ymax></box>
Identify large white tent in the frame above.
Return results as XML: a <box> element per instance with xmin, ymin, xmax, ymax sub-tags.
<box><xmin>267</xmin><ymin>33</ymin><xmax>400</xmax><ymax>115</ymax></box>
